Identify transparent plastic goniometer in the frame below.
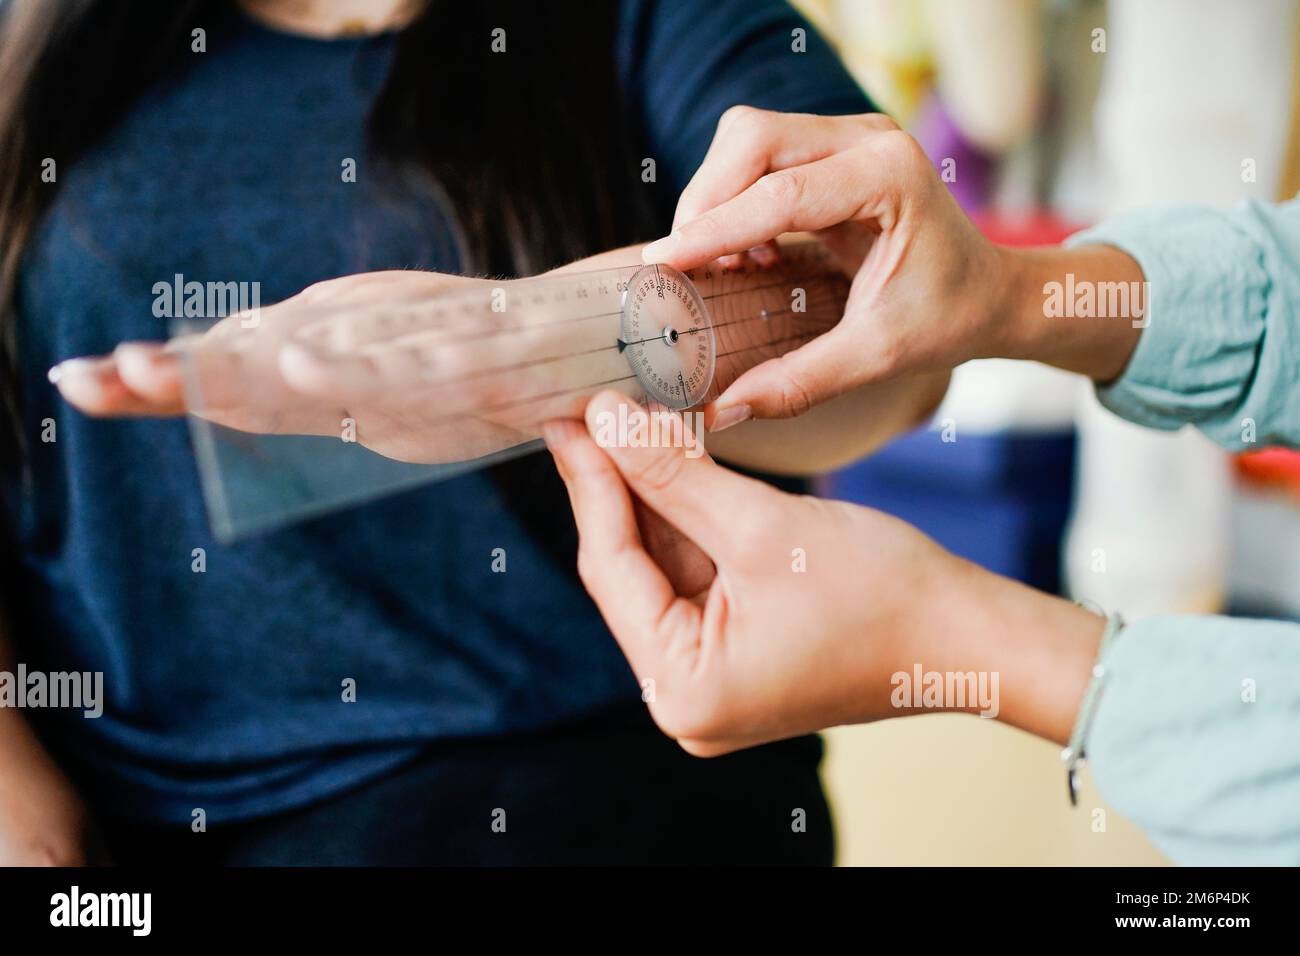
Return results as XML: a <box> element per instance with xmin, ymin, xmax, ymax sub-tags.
<box><xmin>619</xmin><ymin>263</ymin><xmax>714</xmax><ymax>408</ymax></box>
<box><xmin>173</xmin><ymin>240</ymin><xmax>849</xmax><ymax>540</ymax></box>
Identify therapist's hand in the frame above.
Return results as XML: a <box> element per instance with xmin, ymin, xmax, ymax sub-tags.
<box><xmin>645</xmin><ymin>108</ymin><xmax>1147</xmax><ymax>423</ymax></box>
<box><xmin>641</xmin><ymin>108</ymin><xmax>1010</xmax><ymax>422</ymax></box>
<box><xmin>545</xmin><ymin>391</ymin><xmax>1106</xmax><ymax>753</ymax></box>
<box><xmin>542</xmin><ymin>391</ymin><xmax>981</xmax><ymax>754</ymax></box>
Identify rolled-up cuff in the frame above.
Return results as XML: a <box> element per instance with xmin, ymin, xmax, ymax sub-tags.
<box><xmin>1066</xmin><ymin>203</ymin><xmax>1277</xmax><ymax>449</ymax></box>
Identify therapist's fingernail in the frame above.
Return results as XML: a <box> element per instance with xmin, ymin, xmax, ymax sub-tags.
<box><xmin>748</xmin><ymin>245</ymin><xmax>777</xmax><ymax>266</ymax></box>
<box><xmin>709</xmin><ymin>404</ymin><xmax>751</xmax><ymax>433</ymax></box>
<box><xmin>542</xmin><ymin>418</ymin><xmax>577</xmax><ymax>442</ymax></box>
<box><xmin>642</xmin><ymin>230</ymin><xmax>680</xmax><ymax>263</ymax></box>
<box><xmin>543</xmin><ymin>420</ymin><xmax>583</xmax><ymax>481</ymax></box>
<box><xmin>542</xmin><ymin>418</ymin><xmax>585</xmax><ymax>449</ymax></box>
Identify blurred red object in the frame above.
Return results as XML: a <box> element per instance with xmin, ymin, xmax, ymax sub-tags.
<box><xmin>1236</xmin><ymin>449</ymin><xmax>1300</xmax><ymax>500</ymax></box>
<box><xmin>972</xmin><ymin>210</ymin><xmax>1085</xmax><ymax>248</ymax></box>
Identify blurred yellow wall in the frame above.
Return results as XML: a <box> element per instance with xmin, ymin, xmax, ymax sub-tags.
<box><xmin>822</xmin><ymin>718</ymin><xmax>1168</xmax><ymax>866</ymax></box>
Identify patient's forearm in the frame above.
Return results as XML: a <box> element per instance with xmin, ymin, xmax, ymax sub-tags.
<box><xmin>56</xmin><ymin>235</ymin><xmax>949</xmax><ymax>476</ymax></box>
<box><xmin>549</xmin><ymin>236</ymin><xmax>950</xmax><ymax>475</ymax></box>
<box><xmin>705</xmin><ymin>370</ymin><xmax>949</xmax><ymax>475</ymax></box>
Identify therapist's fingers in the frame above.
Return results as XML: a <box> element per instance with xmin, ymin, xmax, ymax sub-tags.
<box><xmin>546</xmin><ymin>414</ymin><xmax>780</xmax><ymax>757</ymax></box>
<box><xmin>672</xmin><ymin>108</ymin><xmax>897</xmax><ymax>231</ymax></box>
<box><xmin>645</xmin><ymin>143</ymin><xmax>903</xmax><ymax>271</ymax></box>
<box><xmin>581</xmin><ymin>391</ymin><xmax>774</xmax><ymax>561</ymax></box>
<box><xmin>542</xmin><ymin>416</ymin><xmax>697</xmax><ymax>678</ymax></box>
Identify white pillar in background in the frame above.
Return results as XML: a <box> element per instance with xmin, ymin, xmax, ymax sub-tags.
<box><xmin>1064</xmin><ymin>0</ymin><xmax>1297</xmax><ymax>617</ymax></box>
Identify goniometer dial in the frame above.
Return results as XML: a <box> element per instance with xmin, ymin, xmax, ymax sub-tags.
<box><xmin>618</xmin><ymin>264</ymin><xmax>715</xmax><ymax>410</ymax></box>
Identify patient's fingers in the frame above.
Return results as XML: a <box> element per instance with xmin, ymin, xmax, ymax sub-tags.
<box><xmin>51</xmin><ymin>354</ymin><xmax>181</xmax><ymax>417</ymax></box>
<box><xmin>54</xmin><ymin>341</ymin><xmax>344</xmax><ymax>439</ymax></box>
<box><xmin>113</xmin><ymin>343</ymin><xmax>187</xmax><ymax>413</ymax></box>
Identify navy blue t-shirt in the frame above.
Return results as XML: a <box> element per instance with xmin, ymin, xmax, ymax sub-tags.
<box><xmin>6</xmin><ymin>0</ymin><xmax>871</xmax><ymax>822</ymax></box>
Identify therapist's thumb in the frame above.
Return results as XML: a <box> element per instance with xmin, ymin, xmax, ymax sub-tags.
<box><xmin>711</xmin><ymin>325</ymin><xmax>866</xmax><ymax>424</ymax></box>
<box><xmin>583</xmin><ymin>391</ymin><xmax>770</xmax><ymax>558</ymax></box>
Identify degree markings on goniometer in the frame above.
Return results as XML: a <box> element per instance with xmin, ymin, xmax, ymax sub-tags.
<box><xmin>618</xmin><ymin>263</ymin><xmax>716</xmax><ymax>410</ymax></box>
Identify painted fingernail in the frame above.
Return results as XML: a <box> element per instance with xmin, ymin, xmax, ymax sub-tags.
<box><xmin>642</xmin><ymin>230</ymin><xmax>681</xmax><ymax>263</ymax></box>
<box><xmin>48</xmin><ymin>357</ymin><xmax>102</xmax><ymax>384</ymax></box>
<box><xmin>748</xmin><ymin>245</ymin><xmax>777</xmax><ymax>266</ymax></box>
<box><xmin>709</xmin><ymin>404</ymin><xmax>751</xmax><ymax>432</ymax></box>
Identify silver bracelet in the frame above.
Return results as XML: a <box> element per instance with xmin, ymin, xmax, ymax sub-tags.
<box><xmin>1061</xmin><ymin>605</ymin><xmax>1126</xmax><ymax>807</ymax></box>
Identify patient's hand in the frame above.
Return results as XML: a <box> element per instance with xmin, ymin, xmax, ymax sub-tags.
<box><xmin>52</xmin><ymin>270</ymin><xmax>609</xmax><ymax>464</ymax></box>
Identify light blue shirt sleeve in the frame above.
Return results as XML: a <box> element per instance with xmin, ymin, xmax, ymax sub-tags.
<box><xmin>1086</xmin><ymin>616</ymin><xmax>1300</xmax><ymax>865</ymax></box>
<box><xmin>1064</xmin><ymin>199</ymin><xmax>1300</xmax><ymax>865</ymax></box>
<box><xmin>1069</xmin><ymin>197</ymin><xmax>1300</xmax><ymax>448</ymax></box>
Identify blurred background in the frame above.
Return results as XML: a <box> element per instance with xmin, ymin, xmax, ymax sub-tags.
<box><xmin>791</xmin><ymin>0</ymin><xmax>1300</xmax><ymax>865</ymax></box>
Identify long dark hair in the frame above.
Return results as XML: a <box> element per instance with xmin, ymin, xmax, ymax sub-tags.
<box><xmin>0</xmin><ymin>0</ymin><xmax>664</xmax><ymax>480</ymax></box>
